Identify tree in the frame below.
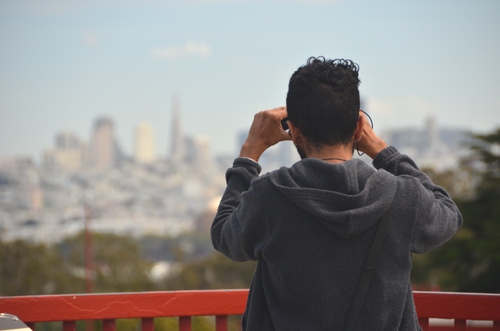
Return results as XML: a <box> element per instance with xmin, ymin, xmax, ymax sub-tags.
<box><xmin>60</xmin><ymin>232</ymin><xmax>155</xmax><ymax>293</ymax></box>
<box><xmin>412</xmin><ymin>128</ymin><xmax>500</xmax><ymax>293</ymax></box>
<box><xmin>160</xmin><ymin>252</ymin><xmax>254</xmax><ymax>331</ymax></box>
<box><xmin>0</xmin><ymin>240</ymin><xmax>77</xmax><ymax>296</ymax></box>
<box><xmin>164</xmin><ymin>251</ymin><xmax>257</xmax><ymax>291</ymax></box>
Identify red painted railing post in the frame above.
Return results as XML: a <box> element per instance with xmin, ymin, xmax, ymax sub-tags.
<box><xmin>216</xmin><ymin>315</ymin><xmax>228</xmax><ymax>331</ymax></box>
<box><xmin>454</xmin><ymin>319</ymin><xmax>466</xmax><ymax>330</ymax></box>
<box><xmin>1</xmin><ymin>290</ymin><xmax>500</xmax><ymax>331</ymax></box>
<box><xmin>85</xmin><ymin>320</ymin><xmax>94</xmax><ymax>331</ymax></box>
<box><xmin>63</xmin><ymin>321</ymin><xmax>76</xmax><ymax>331</ymax></box>
<box><xmin>179</xmin><ymin>316</ymin><xmax>191</xmax><ymax>331</ymax></box>
<box><xmin>418</xmin><ymin>317</ymin><xmax>429</xmax><ymax>331</ymax></box>
<box><xmin>102</xmin><ymin>319</ymin><xmax>115</xmax><ymax>331</ymax></box>
<box><xmin>141</xmin><ymin>318</ymin><xmax>154</xmax><ymax>331</ymax></box>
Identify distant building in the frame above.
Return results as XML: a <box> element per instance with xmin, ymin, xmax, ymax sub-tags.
<box><xmin>29</xmin><ymin>185</ymin><xmax>43</xmax><ymax>211</ymax></box>
<box><xmin>276</xmin><ymin>141</ymin><xmax>295</xmax><ymax>166</ymax></box>
<box><xmin>170</xmin><ymin>95</ymin><xmax>185</xmax><ymax>163</ymax></box>
<box><xmin>134</xmin><ymin>121</ymin><xmax>156</xmax><ymax>164</ymax></box>
<box><xmin>194</xmin><ymin>136</ymin><xmax>210</xmax><ymax>165</ymax></box>
<box><xmin>0</xmin><ymin>156</ymin><xmax>34</xmax><ymax>171</ymax></box>
<box><xmin>194</xmin><ymin>196</ymin><xmax>221</xmax><ymax>232</ymax></box>
<box><xmin>43</xmin><ymin>131</ymin><xmax>84</xmax><ymax>171</ymax></box>
<box><xmin>382</xmin><ymin>115</ymin><xmax>469</xmax><ymax>170</ymax></box>
<box><xmin>55</xmin><ymin>131</ymin><xmax>81</xmax><ymax>150</ymax></box>
<box><xmin>90</xmin><ymin>117</ymin><xmax>115</xmax><ymax>168</ymax></box>
<box><xmin>185</xmin><ymin>135</ymin><xmax>211</xmax><ymax>167</ymax></box>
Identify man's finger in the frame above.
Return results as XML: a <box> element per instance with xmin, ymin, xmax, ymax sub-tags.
<box><xmin>269</xmin><ymin>106</ymin><xmax>287</xmax><ymax>117</ymax></box>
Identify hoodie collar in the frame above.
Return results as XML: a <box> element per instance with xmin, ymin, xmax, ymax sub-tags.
<box><xmin>269</xmin><ymin>158</ymin><xmax>397</xmax><ymax>238</ymax></box>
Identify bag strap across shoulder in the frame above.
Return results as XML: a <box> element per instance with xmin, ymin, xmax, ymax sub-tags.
<box><xmin>342</xmin><ymin>202</ymin><xmax>394</xmax><ymax>331</ymax></box>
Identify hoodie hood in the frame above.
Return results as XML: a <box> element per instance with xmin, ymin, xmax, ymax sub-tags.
<box><xmin>269</xmin><ymin>158</ymin><xmax>397</xmax><ymax>238</ymax></box>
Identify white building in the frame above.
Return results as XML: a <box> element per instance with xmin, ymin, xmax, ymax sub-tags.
<box><xmin>134</xmin><ymin>121</ymin><xmax>156</xmax><ymax>164</ymax></box>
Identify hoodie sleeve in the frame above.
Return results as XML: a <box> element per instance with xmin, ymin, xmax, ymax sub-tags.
<box><xmin>211</xmin><ymin>157</ymin><xmax>270</xmax><ymax>262</ymax></box>
<box><xmin>372</xmin><ymin>146</ymin><xmax>463</xmax><ymax>254</ymax></box>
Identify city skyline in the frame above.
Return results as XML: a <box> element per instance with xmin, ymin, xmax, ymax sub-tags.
<box><xmin>1</xmin><ymin>1</ymin><xmax>499</xmax><ymax>160</ymax></box>
<box><xmin>0</xmin><ymin>110</ymin><xmax>469</xmax><ymax>244</ymax></box>
<box><xmin>46</xmin><ymin>112</ymin><xmax>469</xmax><ymax>168</ymax></box>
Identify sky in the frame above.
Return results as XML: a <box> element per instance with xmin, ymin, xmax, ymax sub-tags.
<box><xmin>1</xmin><ymin>0</ymin><xmax>499</xmax><ymax>161</ymax></box>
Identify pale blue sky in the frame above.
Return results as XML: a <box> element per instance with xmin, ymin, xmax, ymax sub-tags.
<box><xmin>1</xmin><ymin>0</ymin><xmax>499</xmax><ymax>160</ymax></box>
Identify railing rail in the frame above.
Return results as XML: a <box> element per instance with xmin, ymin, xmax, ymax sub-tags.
<box><xmin>0</xmin><ymin>290</ymin><xmax>499</xmax><ymax>330</ymax></box>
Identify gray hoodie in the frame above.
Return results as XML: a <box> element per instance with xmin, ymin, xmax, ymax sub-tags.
<box><xmin>211</xmin><ymin>146</ymin><xmax>462</xmax><ymax>331</ymax></box>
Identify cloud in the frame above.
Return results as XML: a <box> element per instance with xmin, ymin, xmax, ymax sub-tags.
<box><xmin>367</xmin><ymin>99</ymin><xmax>394</xmax><ymax>115</ymax></box>
<box><xmin>151</xmin><ymin>42</ymin><xmax>211</xmax><ymax>60</ymax></box>
<box><xmin>1</xmin><ymin>0</ymin><xmax>340</xmax><ymax>16</ymax></box>
<box><xmin>182</xmin><ymin>0</ymin><xmax>340</xmax><ymax>3</ymax></box>
<box><xmin>367</xmin><ymin>96</ymin><xmax>434</xmax><ymax>116</ymax></box>
<box><xmin>2</xmin><ymin>0</ymin><xmax>110</xmax><ymax>15</ymax></box>
<box><xmin>82</xmin><ymin>31</ymin><xmax>100</xmax><ymax>47</ymax></box>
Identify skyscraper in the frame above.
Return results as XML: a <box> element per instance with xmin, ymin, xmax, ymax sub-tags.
<box><xmin>193</xmin><ymin>135</ymin><xmax>210</xmax><ymax>166</ymax></box>
<box><xmin>42</xmin><ymin>131</ymin><xmax>84</xmax><ymax>171</ymax></box>
<box><xmin>170</xmin><ymin>94</ymin><xmax>185</xmax><ymax>163</ymax></box>
<box><xmin>90</xmin><ymin>117</ymin><xmax>115</xmax><ymax>168</ymax></box>
<box><xmin>55</xmin><ymin>132</ymin><xmax>81</xmax><ymax>150</ymax></box>
<box><xmin>135</xmin><ymin>121</ymin><xmax>155</xmax><ymax>164</ymax></box>
<box><xmin>425</xmin><ymin>115</ymin><xmax>440</xmax><ymax>154</ymax></box>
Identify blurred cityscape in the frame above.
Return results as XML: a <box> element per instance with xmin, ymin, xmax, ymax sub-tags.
<box><xmin>0</xmin><ymin>100</ymin><xmax>469</xmax><ymax>244</ymax></box>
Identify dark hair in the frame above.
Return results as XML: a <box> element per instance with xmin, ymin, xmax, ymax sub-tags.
<box><xmin>286</xmin><ymin>56</ymin><xmax>361</xmax><ymax>148</ymax></box>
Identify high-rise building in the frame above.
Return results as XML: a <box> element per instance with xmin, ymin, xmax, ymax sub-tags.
<box><xmin>184</xmin><ymin>135</ymin><xmax>211</xmax><ymax>168</ymax></box>
<box><xmin>425</xmin><ymin>115</ymin><xmax>441</xmax><ymax>155</ymax></box>
<box><xmin>90</xmin><ymin>117</ymin><xmax>115</xmax><ymax>168</ymax></box>
<box><xmin>193</xmin><ymin>135</ymin><xmax>210</xmax><ymax>166</ymax></box>
<box><xmin>55</xmin><ymin>132</ymin><xmax>81</xmax><ymax>150</ymax></box>
<box><xmin>382</xmin><ymin>116</ymin><xmax>468</xmax><ymax>170</ymax></box>
<box><xmin>43</xmin><ymin>131</ymin><xmax>84</xmax><ymax>171</ymax></box>
<box><xmin>135</xmin><ymin>121</ymin><xmax>156</xmax><ymax>164</ymax></box>
<box><xmin>170</xmin><ymin>95</ymin><xmax>185</xmax><ymax>163</ymax></box>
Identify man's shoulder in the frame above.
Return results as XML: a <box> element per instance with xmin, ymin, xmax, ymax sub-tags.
<box><xmin>249</xmin><ymin>170</ymin><xmax>274</xmax><ymax>187</ymax></box>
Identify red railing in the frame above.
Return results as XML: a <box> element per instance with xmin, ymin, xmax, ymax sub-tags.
<box><xmin>1</xmin><ymin>290</ymin><xmax>499</xmax><ymax>330</ymax></box>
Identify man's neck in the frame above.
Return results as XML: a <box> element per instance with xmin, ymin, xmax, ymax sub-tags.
<box><xmin>305</xmin><ymin>143</ymin><xmax>353</xmax><ymax>163</ymax></box>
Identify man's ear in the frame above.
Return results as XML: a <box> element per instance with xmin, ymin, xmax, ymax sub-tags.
<box><xmin>353</xmin><ymin>111</ymin><xmax>364</xmax><ymax>142</ymax></box>
<box><xmin>287</xmin><ymin>121</ymin><xmax>303</xmax><ymax>146</ymax></box>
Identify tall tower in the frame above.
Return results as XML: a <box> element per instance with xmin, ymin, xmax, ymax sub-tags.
<box><xmin>193</xmin><ymin>135</ymin><xmax>210</xmax><ymax>166</ymax></box>
<box><xmin>55</xmin><ymin>132</ymin><xmax>81</xmax><ymax>150</ymax></box>
<box><xmin>135</xmin><ymin>121</ymin><xmax>155</xmax><ymax>164</ymax></box>
<box><xmin>43</xmin><ymin>131</ymin><xmax>84</xmax><ymax>171</ymax></box>
<box><xmin>170</xmin><ymin>94</ymin><xmax>184</xmax><ymax>163</ymax></box>
<box><xmin>425</xmin><ymin>115</ymin><xmax>440</xmax><ymax>154</ymax></box>
<box><xmin>90</xmin><ymin>117</ymin><xmax>114</xmax><ymax>168</ymax></box>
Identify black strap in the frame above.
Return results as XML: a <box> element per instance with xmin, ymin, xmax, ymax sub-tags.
<box><xmin>343</xmin><ymin>202</ymin><xmax>393</xmax><ymax>331</ymax></box>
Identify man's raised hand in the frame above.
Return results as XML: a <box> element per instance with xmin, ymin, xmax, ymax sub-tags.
<box><xmin>355</xmin><ymin>111</ymin><xmax>388</xmax><ymax>159</ymax></box>
<box><xmin>239</xmin><ymin>107</ymin><xmax>292</xmax><ymax>162</ymax></box>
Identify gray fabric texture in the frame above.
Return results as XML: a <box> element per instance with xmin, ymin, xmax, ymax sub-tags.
<box><xmin>211</xmin><ymin>146</ymin><xmax>462</xmax><ymax>331</ymax></box>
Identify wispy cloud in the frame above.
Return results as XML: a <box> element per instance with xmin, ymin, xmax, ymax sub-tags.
<box><xmin>367</xmin><ymin>96</ymin><xmax>434</xmax><ymax>116</ymax></box>
<box><xmin>182</xmin><ymin>0</ymin><xmax>340</xmax><ymax>3</ymax></box>
<box><xmin>82</xmin><ymin>31</ymin><xmax>100</xmax><ymax>48</ymax></box>
<box><xmin>151</xmin><ymin>42</ymin><xmax>211</xmax><ymax>60</ymax></box>
<box><xmin>0</xmin><ymin>0</ymin><xmax>340</xmax><ymax>16</ymax></box>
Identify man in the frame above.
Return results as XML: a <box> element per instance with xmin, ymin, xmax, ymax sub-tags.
<box><xmin>211</xmin><ymin>57</ymin><xmax>462</xmax><ymax>330</ymax></box>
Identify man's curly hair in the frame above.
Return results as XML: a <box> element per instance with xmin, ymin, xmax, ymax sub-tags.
<box><xmin>286</xmin><ymin>56</ymin><xmax>361</xmax><ymax>149</ymax></box>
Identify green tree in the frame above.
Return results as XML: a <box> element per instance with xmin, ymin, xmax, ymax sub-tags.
<box><xmin>138</xmin><ymin>232</ymin><xmax>213</xmax><ymax>262</ymax></box>
<box><xmin>159</xmin><ymin>252</ymin><xmax>253</xmax><ymax>331</ymax></box>
<box><xmin>60</xmin><ymin>231</ymin><xmax>155</xmax><ymax>293</ymax></box>
<box><xmin>412</xmin><ymin>128</ymin><xmax>500</xmax><ymax>293</ymax></box>
<box><xmin>0</xmin><ymin>240</ymin><xmax>77</xmax><ymax>296</ymax></box>
<box><xmin>164</xmin><ymin>252</ymin><xmax>257</xmax><ymax>291</ymax></box>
